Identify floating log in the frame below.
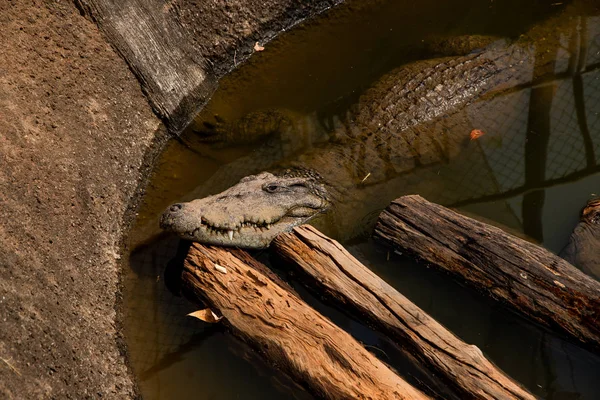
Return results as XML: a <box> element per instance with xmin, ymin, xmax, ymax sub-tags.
<box><xmin>182</xmin><ymin>243</ymin><xmax>428</xmax><ymax>400</ymax></box>
<box><xmin>273</xmin><ymin>225</ymin><xmax>534</xmax><ymax>400</ymax></box>
<box><xmin>373</xmin><ymin>195</ymin><xmax>600</xmax><ymax>354</ymax></box>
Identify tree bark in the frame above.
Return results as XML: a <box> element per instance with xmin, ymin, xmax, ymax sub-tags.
<box><xmin>272</xmin><ymin>225</ymin><xmax>534</xmax><ymax>400</ymax></box>
<box><xmin>373</xmin><ymin>195</ymin><xmax>600</xmax><ymax>354</ymax></box>
<box><xmin>182</xmin><ymin>242</ymin><xmax>429</xmax><ymax>400</ymax></box>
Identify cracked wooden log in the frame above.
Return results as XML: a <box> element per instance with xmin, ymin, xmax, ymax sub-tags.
<box><xmin>182</xmin><ymin>242</ymin><xmax>428</xmax><ymax>400</ymax></box>
<box><xmin>373</xmin><ymin>195</ymin><xmax>600</xmax><ymax>355</ymax></box>
<box><xmin>272</xmin><ymin>225</ymin><xmax>534</xmax><ymax>400</ymax></box>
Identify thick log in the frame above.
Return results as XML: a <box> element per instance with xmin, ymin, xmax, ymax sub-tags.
<box><xmin>273</xmin><ymin>225</ymin><xmax>534</xmax><ymax>400</ymax></box>
<box><xmin>373</xmin><ymin>195</ymin><xmax>600</xmax><ymax>354</ymax></box>
<box><xmin>182</xmin><ymin>243</ymin><xmax>428</xmax><ymax>400</ymax></box>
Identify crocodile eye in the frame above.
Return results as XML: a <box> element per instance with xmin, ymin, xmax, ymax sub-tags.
<box><xmin>264</xmin><ymin>184</ymin><xmax>280</xmax><ymax>193</ymax></box>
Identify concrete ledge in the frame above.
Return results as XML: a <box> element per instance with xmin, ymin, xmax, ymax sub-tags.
<box><xmin>0</xmin><ymin>0</ymin><xmax>339</xmax><ymax>398</ymax></box>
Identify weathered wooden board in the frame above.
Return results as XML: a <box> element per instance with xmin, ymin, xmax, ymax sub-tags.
<box><xmin>75</xmin><ymin>0</ymin><xmax>340</xmax><ymax>132</ymax></box>
<box><xmin>373</xmin><ymin>195</ymin><xmax>600</xmax><ymax>354</ymax></box>
<box><xmin>273</xmin><ymin>225</ymin><xmax>535</xmax><ymax>400</ymax></box>
<box><xmin>183</xmin><ymin>243</ymin><xmax>429</xmax><ymax>400</ymax></box>
<box><xmin>76</xmin><ymin>0</ymin><xmax>215</xmax><ymax>132</ymax></box>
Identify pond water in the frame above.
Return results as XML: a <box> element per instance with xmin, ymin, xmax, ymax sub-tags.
<box><xmin>123</xmin><ymin>0</ymin><xmax>600</xmax><ymax>398</ymax></box>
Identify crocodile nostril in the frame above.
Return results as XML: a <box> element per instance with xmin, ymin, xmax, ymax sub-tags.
<box><xmin>170</xmin><ymin>203</ymin><xmax>183</xmax><ymax>212</ymax></box>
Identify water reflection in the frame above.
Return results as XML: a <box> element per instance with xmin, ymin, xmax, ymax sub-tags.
<box><xmin>123</xmin><ymin>1</ymin><xmax>600</xmax><ymax>399</ymax></box>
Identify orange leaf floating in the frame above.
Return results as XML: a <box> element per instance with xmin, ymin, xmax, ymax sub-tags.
<box><xmin>254</xmin><ymin>42</ymin><xmax>265</xmax><ymax>52</ymax></box>
<box><xmin>470</xmin><ymin>129</ymin><xmax>485</xmax><ymax>140</ymax></box>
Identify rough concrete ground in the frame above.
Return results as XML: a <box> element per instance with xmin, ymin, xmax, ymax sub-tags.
<box><xmin>0</xmin><ymin>0</ymin><xmax>159</xmax><ymax>398</ymax></box>
<box><xmin>0</xmin><ymin>0</ymin><xmax>339</xmax><ymax>398</ymax></box>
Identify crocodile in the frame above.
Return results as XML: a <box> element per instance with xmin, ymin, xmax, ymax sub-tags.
<box><xmin>160</xmin><ymin>13</ymin><xmax>592</xmax><ymax>249</ymax></box>
<box><xmin>560</xmin><ymin>199</ymin><xmax>600</xmax><ymax>280</ymax></box>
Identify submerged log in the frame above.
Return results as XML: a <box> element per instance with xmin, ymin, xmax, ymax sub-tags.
<box><xmin>373</xmin><ymin>195</ymin><xmax>600</xmax><ymax>354</ymax></box>
<box><xmin>182</xmin><ymin>243</ymin><xmax>428</xmax><ymax>400</ymax></box>
<box><xmin>273</xmin><ymin>225</ymin><xmax>534</xmax><ymax>400</ymax></box>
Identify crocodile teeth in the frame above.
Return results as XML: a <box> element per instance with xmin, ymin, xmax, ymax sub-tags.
<box><xmin>228</xmin><ymin>230</ymin><xmax>234</xmax><ymax>240</ymax></box>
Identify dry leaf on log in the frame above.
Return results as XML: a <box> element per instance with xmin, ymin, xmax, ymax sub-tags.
<box><xmin>187</xmin><ymin>309</ymin><xmax>223</xmax><ymax>323</ymax></box>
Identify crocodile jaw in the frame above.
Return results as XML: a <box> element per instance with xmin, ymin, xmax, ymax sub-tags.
<box><xmin>162</xmin><ymin>215</ymin><xmax>306</xmax><ymax>249</ymax></box>
<box><xmin>160</xmin><ymin>171</ymin><xmax>329</xmax><ymax>249</ymax></box>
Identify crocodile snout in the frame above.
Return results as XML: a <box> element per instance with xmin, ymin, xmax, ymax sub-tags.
<box><xmin>169</xmin><ymin>203</ymin><xmax>183</xmax><ymax>212</ymax></box>
<box><xmin>160</xmin><ymin>203</ymin><xmax>187</xmax><ymax>230</ymax></box>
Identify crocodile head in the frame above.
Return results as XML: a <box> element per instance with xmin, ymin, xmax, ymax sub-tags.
<box><xmin>581</xmin><ymin>198</ymin><xmax>600</xmax><ymax>225</ymax></box>
<box><xmin>560</xmin><ymin>198</ymin><xmax>600</xmax><ymax>280</ymax></box>
<box><xmin>160</xmin><ymin>170</ymin><xmax>330</xmax><ymax>249</ymax></box>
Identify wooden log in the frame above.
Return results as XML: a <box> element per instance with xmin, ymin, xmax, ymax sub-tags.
<box><xmin>182</xmin><ymin>242</ymin><xmax>429</xmax><ymax>400</ymax></box>
<box><xmin>373</xmin><ymin>195</ymin><xmax>600</xmax><ymax>354</ymax></box>
<box><xmin>272</xmin><ymin>225</ymin><xmax>534</xmax><ymax>400</ymax></box>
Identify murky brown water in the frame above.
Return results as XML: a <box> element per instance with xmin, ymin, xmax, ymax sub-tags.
<box><xmin>123</xmin><ymin>0</ymin><xmax>600</xmax><ymax>398</ymax></box>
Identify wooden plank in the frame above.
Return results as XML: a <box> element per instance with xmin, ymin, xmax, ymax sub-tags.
<box><xmin>76</xmin><ymin>0</ymin><xmax>216</xmax><ymax>132</ymax></box>
<box><xmin>273</xmin><ymin>225</ymin><xmax>535</xmax><ymax>400</ymax></box>
<box><xmin>183</xmin><ymin>242</ymin><xmax>429</xmax><ymax>400</ymax></box>
<box><xmin>75</xmin><ymin>0</ymin><xmax>341</xmax><ymax>132</ymax></box>
<box><xmin>373</xmin><ymin>195</ymin><xmax>600</xmax><ymax>354</ymax></box>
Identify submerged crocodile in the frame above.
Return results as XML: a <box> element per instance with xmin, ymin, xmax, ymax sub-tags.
<box><xmin>160</xmin><ymin>12</ymin><xmax>596</xmax><ymax>254</ymax></box>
